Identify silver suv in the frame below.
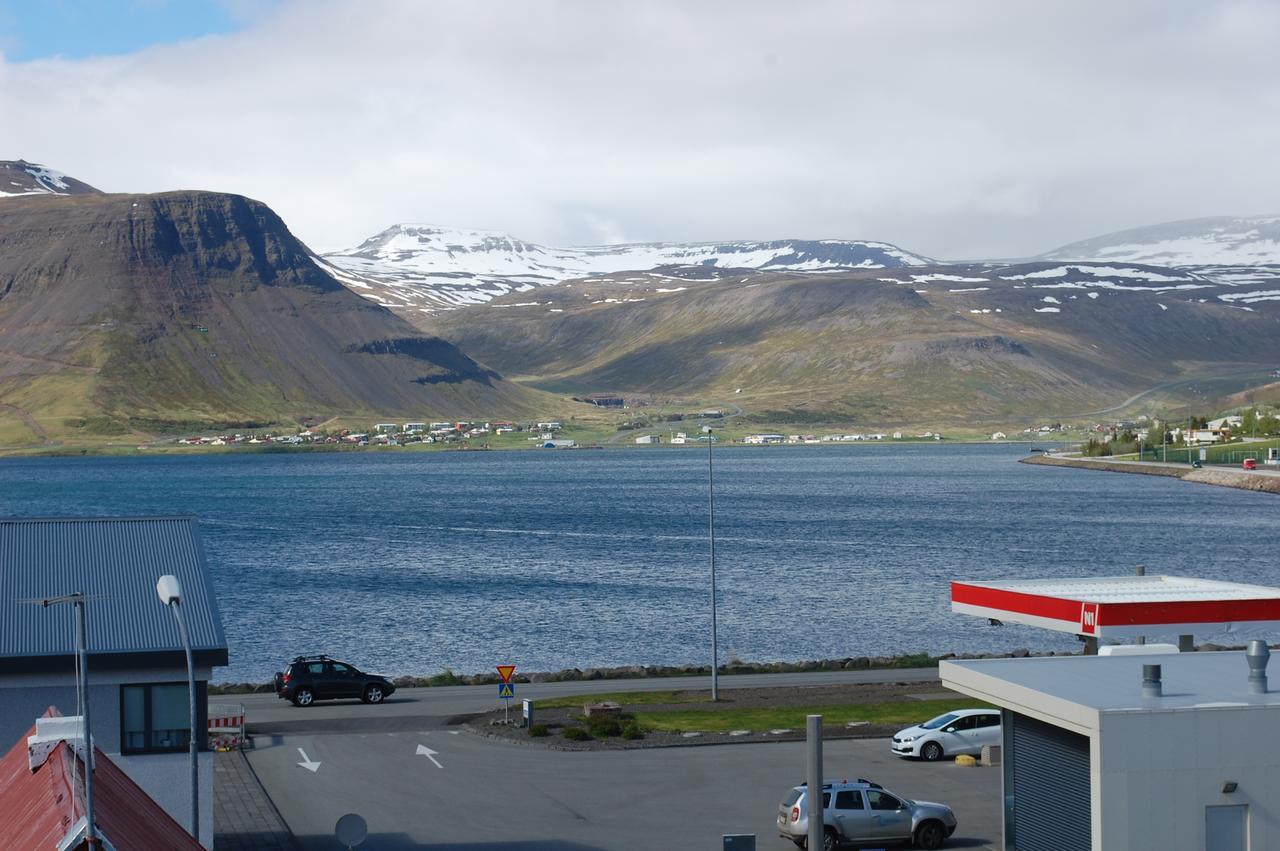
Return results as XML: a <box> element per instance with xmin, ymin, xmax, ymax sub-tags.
<box><xmin>777</xmin><ymin>778</ymin><xmax>957</xmax><ymax>850</ymax></box>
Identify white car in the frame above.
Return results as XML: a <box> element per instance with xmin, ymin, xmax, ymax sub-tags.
<box><xmin>891</xmin><ymin>708</ymin><xmax>1001</xmax><ymax>762</ymax></box>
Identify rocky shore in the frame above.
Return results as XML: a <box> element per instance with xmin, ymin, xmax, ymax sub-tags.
<box><xmin>1023</xmin><ymin>453</ymin><xmax>1280</xmax><ymax>494</ymax></box>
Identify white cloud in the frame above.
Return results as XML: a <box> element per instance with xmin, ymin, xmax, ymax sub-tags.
<box><xmin>2</xmin><ymin>0</ymin><xmax>1278</xmax><ymax>258</ymax></box>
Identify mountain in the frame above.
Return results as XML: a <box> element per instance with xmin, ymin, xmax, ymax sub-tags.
<box><xmin>0</xmin><ymin>190</ymin><xmax>556</xmax><ymax>446</ymax></box>
<box><xmin>322</xmin><ymin>225</ymin><xmax>931</xmax><ymax>313</ymax></box>
<box><xmin>1043</xmin><ymin>215</ymin><xmax>1280</xmax><ymax>267</ymax></box>
<box><xmin>423</xmin><ymin>261</ymin><xmax>1280</xmax><ymax>424</ymax></box>
<box><xmin>0</xmin><ymin>160</ymin><xmax>101</xmax><ymax>198</ymax></box>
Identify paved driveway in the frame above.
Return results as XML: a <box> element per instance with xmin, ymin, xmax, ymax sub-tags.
<box><xmin>244</xmin><ymin>729</ymin><xmax>999</xmax><ymax>850</ymax></box>
<box><xmin>224</xmin><ymin>669</ymin><xmax>1000</xmax><ymax>849</ymax></box>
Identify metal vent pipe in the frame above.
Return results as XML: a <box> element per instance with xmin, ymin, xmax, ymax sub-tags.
<box><xmin>1246</xmin><ymin>640</ymin><xmax>1270</xmax><ymax>695</ymax></box>
<box><xmin>1142</xmin><ymin>664</ymin><xmax>1162</xmax><ymax>698</ymax></box>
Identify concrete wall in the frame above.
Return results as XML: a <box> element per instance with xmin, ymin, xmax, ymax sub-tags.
<box><xmin>1097</xmin><ymin>707</ymin><xmax>1280</xmax><ymax>850</ymax></box>
<box><xmin>0</xmin><ymin>666</ymin><xmax>215</xmax><ymax>848</ymax></box>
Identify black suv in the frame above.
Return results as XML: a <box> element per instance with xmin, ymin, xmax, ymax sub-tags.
<box><xmin>273</xmin><ymin>655</ymin><xmax>396</xmax><ymax>706</ymax></box>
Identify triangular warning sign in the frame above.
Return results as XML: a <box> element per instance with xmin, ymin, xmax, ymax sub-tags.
<box><xmin>496</xmin><ymin>665</ymin><xmax>516</xmax><ymax>682</ymax></box>
<box><xmin>498</xmin><ymin>682</ymin><xmax>514</xmax><ymax>698</ymax></box>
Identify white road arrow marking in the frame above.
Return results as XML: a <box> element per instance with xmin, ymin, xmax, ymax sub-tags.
<box><xmin>416</xmin><ymin>744</ymin><xmax>443</xmax><ymax>768</ymax></box>
<box><xmin>296</xmin><ymin>747</ymin><xmax>321</xmax><ymax>772</ymax></box>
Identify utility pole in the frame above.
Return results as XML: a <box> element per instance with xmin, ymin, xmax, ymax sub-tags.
<box><xmin>705</xmin><ymin>425</ymin><xmax>719</xmax><ymax>702</ymax></box>
<box><xmin>37</xmin><ymin>593</ymin><xmax>97</xmax><ymax>847</ymax></box>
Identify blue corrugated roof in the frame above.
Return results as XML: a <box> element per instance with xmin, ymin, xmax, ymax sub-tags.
<box><xmin>0</xmin><ymin>517</ymin><xmax>228</xmax><ymax>665</ymax></box>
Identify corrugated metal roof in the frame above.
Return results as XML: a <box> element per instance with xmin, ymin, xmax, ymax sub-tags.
<box><xmin>0</xmin><ymin>516</ymin><xmax>227</xmax><ymax>661</ymax></box>
<box><xmin>0</xmin><ymin>713</ymin><xmax>204</xmax><ymax>850</ymax></box>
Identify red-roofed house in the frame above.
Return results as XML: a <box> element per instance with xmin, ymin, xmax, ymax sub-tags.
<box><xmin>0</xmin><ymin>707</ymin><xmax>203</xmax><ymax>850</ymax></box>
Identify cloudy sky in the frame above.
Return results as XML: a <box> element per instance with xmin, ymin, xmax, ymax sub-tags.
<box><xmin>1</xmin><ymin>0</ymin><xmax>1278</xmax><ymax>258</ymax></box>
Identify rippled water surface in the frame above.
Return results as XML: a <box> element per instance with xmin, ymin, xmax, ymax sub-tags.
<box><xmin>2</xmin><ymin>444</ymin><xmax>1275</xmax><ymax>681</ymax></box>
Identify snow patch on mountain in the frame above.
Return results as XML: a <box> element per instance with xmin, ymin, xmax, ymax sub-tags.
<box><xmin>1044</xmin><ymin>216</ymin><xmax>1280</xmax><ymax>266</ymax></box>
<box><xmin>323</xmin><ymin>224</ymin><xmax>932</xmax><ymax>312</ymax></box>
<box><xmin>0</xmin><ymin>162</ymin><xmax>73</xmax><ymax>197</ymax></box>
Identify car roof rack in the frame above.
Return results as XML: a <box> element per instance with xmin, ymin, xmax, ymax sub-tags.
<box><xmin>291</xmin><ymin>654</ymin><xmax>330</xmax><ymax>663</ymax></box>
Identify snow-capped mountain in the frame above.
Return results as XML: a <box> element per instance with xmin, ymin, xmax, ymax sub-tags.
<box><xmin>1043</xmin><ymin>215</ymin><xmax>1280</xmax><ymax>267</ymax></box>
<box><xmin>322</xmin><ymin>225</ymin><xmax>932</xmax><ymax>313</ymax></box>
<box><xmin>0</xmin><ymin>160</ymin><xmax>100</xmax><ymax>198</ymax></box>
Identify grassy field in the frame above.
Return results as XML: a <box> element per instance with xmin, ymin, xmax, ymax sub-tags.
<box><xmin>534</xmin><ymin>689</ymin><xmax>990</xmax><ymax>733</ymax></box>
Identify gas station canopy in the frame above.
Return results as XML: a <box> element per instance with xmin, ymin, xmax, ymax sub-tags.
<box><xmin>951</xmin><ymin>575</ymin><xmax>1280</xmax><ymax>639</ymax></box>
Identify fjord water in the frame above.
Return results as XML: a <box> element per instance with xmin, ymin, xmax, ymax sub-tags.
<box><xmin>2</xmin><ymin>444</ymin><xmax>1275</xmax><ymax>682</ymax></box>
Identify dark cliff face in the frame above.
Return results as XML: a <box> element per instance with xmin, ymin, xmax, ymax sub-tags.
<box><xmin>0</xmin><ymin>191</ymin><xmax>545</xmax><ymax>431</ymax></box>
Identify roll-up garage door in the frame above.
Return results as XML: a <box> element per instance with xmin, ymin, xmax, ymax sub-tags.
<box><xmin>1009</xmin><ymin>712</ymin><xmax>1091</xmax><ymax>851</ymax></box>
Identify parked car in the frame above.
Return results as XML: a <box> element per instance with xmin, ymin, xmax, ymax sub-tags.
<box><xmin>273</xmin><ymin>655</ymin><xmax>396</xmax><ymax>706</ymax></box>
<box><xmin>1243</xmin><ymin>458</ymin><xmax>1258</xmax><ymax>470</ymax></box>
<box><xmin>891</xmin><ymin>708</ymin><xmax>1001</xmax><ymax>761</ymax></box>
<box><xmin>777</xmin><ymin>778</ymin><xmax>957</xmax><ymax>850</ymax></box>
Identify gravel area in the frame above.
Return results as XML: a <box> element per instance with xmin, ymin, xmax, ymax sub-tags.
<box><xmin>469</xmin><ymin>680</ymin><xmax>954</xmax><ymax>751</ymax></box>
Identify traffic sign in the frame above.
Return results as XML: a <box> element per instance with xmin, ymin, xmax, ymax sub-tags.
<box><xmin>498</xmin><ymin>682</ymin><xmax>515</xmax><ymax>699</ymax></box>
<box><xmin>496</xmin><ymin>664</ymin><xmax>516</xmax><ymax>682</ymax></box>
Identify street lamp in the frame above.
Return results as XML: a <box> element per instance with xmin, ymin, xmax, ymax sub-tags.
<box><xmin>157</xmin><ymin>575</ymin><xmax>198</xmax><ymax>842</ymax></box>
<box><xmin>703</xmin><ymin>425</ymin><xmax>720</xmax><ymax>701</ymax></box>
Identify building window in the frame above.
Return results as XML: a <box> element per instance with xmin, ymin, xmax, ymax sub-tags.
<box><xmin>120</xmin><ymin>682</ymin><xmax>206</xmax><ymax>754</ymax></box>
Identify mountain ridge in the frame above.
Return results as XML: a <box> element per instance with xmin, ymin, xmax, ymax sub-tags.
<box><xmin>0</xmin><ymin>189</ymin><xmax>557</xmax><ymax>446</ymax></box>
<box><xmin>322</xmin><ymin>224</ymin><xmax>932</xmax><ymax>313</ymax></box>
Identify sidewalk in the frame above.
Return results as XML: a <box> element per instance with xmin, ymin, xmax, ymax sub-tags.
<box><xmin>214</xmin><ymin>747</ymin><xmax>298</xmax><ymax>851</ymax></box>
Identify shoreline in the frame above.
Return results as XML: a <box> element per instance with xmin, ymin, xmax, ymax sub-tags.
<box><xmin>1022</xmin><ymin>453</ymin><xmax>1280</xmax><ymax>495</ymax></box>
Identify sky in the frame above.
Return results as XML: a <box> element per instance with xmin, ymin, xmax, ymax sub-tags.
<box><xmin>1</xmin><ymin>0</ymin><xmax>1278</xmax><ymax>258</ymax></box>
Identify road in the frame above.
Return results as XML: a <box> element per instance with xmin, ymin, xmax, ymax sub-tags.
<box><xmin>218</xmin><ymin>668</ymin><xmax>942</xmax><ymax>733</ymax></box>
<box><xmin>222</xmin><ymin>667</ymin><xmax>1005</xmax><ymax>849</ymax></box>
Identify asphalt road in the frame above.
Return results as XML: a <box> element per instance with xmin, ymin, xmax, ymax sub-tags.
<box><xmin>222</xmin><ymin>668</ymin><xmax>1002</xmax><ymax>850</ymax></box>
<box><xmin>217</xmin><ymin>668</ymin><xmax>943</xmax><ymax>733</ymax></box>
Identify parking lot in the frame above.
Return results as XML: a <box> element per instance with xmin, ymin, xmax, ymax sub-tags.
<box><xmin>228</xmin><ymin>674</ymin><xmax>1001</xmax><ymax>850</ymax></box>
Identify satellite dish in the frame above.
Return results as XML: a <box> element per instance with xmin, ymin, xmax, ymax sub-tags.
<box><xmin>335</xmin><ymin>813</ymin><xmax>368</xmax><ymax>848</ymax></box>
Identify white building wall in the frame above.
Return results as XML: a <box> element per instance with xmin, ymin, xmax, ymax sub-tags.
<box><xmin>115</xmin><ymin>750</ymin><xmax>214</xmax><ymax>848</ymax></box>
<box><xmin>1097</xmin><ymin>707</ymin><xmax>1280</xmax><ymax>850</ymax></box>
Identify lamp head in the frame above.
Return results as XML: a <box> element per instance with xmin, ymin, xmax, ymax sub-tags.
<box><xmin>156</xmin><ymin>574</ymin><xmax>182</xmax><ymax>605</ymax></box>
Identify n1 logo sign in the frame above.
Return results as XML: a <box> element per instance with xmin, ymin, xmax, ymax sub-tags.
<box><xmin>1080</xmin><ymin>602</ymin><xmax>1099</xmax><ymax>635</ymax></box>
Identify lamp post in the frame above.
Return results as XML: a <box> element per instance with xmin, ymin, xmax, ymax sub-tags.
<box><xmin>157</xmin><ymin>575</ymin><xmax>198</xmax><ymax>842</ymax></box>
<box><xmin>703</xmin><ymin>425</ymin><xmax>720</xmax><ymax>702</ymax></box>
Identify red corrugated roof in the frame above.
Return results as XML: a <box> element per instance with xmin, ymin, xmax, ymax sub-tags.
<box><xmin>0</xmin><ymin>711</ymin><xmax>203</xmax><ymax>850</ymax></box>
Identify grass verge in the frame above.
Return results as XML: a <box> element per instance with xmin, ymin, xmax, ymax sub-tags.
<box><xmin>631</xmin><ymin>699</ymin><xmax>991</xmax><ymax>734</ymax></box>
<box><xmin>535</xmin><ymin>690</ymin><xmax>714</xmax><ymax>709</ymax></box>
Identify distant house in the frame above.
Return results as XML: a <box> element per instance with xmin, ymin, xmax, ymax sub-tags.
<box><xmin>670</xmin><ymin>432</ymin><xmax>688</xmax><ymax>444</ymax></box>
<box><xmin>1187</xmin><ymin>428</ymin><xmax>1230</xmax><ymax>445</ymax></box>
<box><xmin>542</xmin><ymin>439</ymin><xmax>577</xmax><ymax>449</ymax></box>
<box><xmin>991</xmin><ymin>431</ymin><xmax>1007</xmax><ymax>440</ymax></box>
<box><xmin>373</xmin><ymin>423</ymin><xmax>398</xmax><ymax>434</ymax></box>
<box><xmin>635</xmin><ymin>435</ymin><xmax>661</xmax><ymax>444</ymax></box>
<box><xmin>698</xmin><ymin>409</ymin><xmax>724</xmax><ymax>418</ymax></box>
<box><xmin>403</xmin><ymin>422</ymin><xmax>426</xmax><ymax>433</ymax></box>
<box><xmin>0</xmin><ymin>707</ymin><xmax>203</xmax><ymax>850</ymax></box>
<box><xmin>0</xmin><ymin>517</ymin><xmax>228</xmax><ymax>847</ymax></box>
<box><xmin>1207</xmin><ymin>416</ymin><xmax>1243</xmax><ymax>431</ymax></box>
<box><xmin>536</xmin><ymin>421</ymin><xmax>562</xmax><ymax>431</ymax></box>
<box><xmin>744</xmin><ymin>434</ymin><xmax>785</xmax><ymax>444</ymax></box>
